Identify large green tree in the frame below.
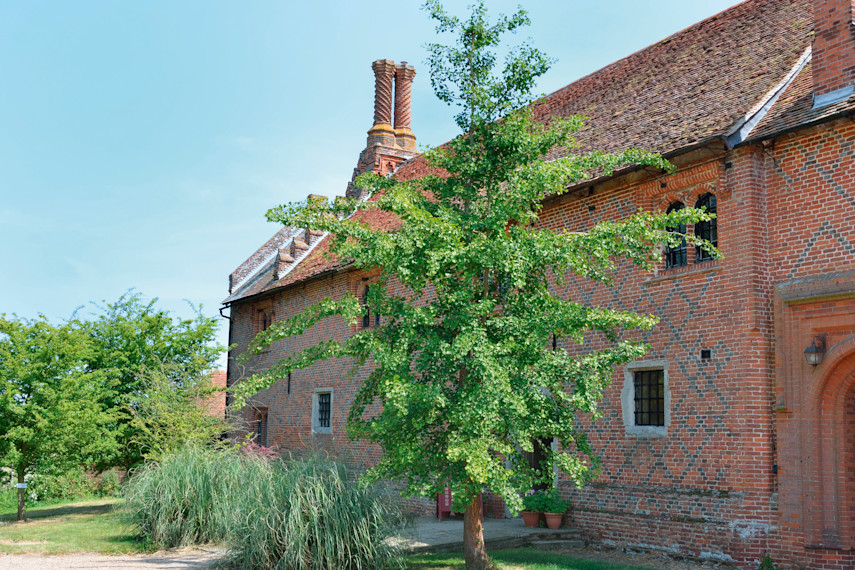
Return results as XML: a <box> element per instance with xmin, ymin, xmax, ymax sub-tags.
<box><xmin>0</xmin><ymin>316</ymin><xmax>116</xmax><ymax>521</ymax></box>
<box><xmin>235</xmin><ymin>2</ymin><xmax>716</xmax><ymax>568</ymax></box>
<box><xmin>81</xmin><ymin>292</ymin><xmax>222</xmax><ymax>469</ymax></box>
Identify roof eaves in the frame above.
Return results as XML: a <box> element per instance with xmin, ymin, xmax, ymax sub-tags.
<box><xmin>742</xmin><ymin>106</ymin><xmax>855</xmax><ymax>146</ymax></box>
<box><xmin>725</xmin><ymin>46</ymin><xmax>812</xmax><ymax>148</ymax></box>
<box><xmin>222</xmin><ymin>266</ymin><xmax>344</xmax><ymax>308</ymax></box>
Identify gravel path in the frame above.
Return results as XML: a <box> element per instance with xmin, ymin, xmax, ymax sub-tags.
<box><xmin>0</xmin><ymin>549</ymin><xmax>221</xmax><ymax>569</ymax></box>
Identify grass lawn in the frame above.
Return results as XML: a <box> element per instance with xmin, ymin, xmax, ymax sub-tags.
<box><xmin>0</xmin><ymin>498</ymin><xmax>144</xmax><ymax>555</ymax></box>
<box><xmin>405</xmin><ymin>548</ymin><xmax>656</xmax><ymax>570</ymax></box>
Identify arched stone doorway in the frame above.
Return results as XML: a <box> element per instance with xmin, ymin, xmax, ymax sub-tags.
<box><xmin>814</xmin><ymin>344</ymin><xmax>855</xmax><ymax>548</ymax></box>
<box><xmin>773</xmin><ymin>273</ymin><xmax>855</xmax><ymax>566</ymax></box>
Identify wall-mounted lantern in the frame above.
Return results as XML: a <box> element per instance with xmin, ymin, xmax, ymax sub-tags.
<box><xmin>804</xmin><ymin>333</ymin><xmax>826</xmax><ymax>367</ymax></box>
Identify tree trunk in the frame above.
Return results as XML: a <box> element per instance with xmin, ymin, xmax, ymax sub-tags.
<box><xmin>16</xmin><ymin>468</ymin><xmax>25</xmax><ymax>522</ymax></box>
<box><xmin>463</xmin><ymin>493</ymin><xmax>491</xmax><ymax>569</ymax></box>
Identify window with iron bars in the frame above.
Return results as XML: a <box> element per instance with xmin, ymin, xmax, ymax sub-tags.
<box><xmin>317</xmin><ymin>392</ymin><xmax>331</xmax><ymax>429</ymax></box>
<box><xmin>634</xmin><ymin>369</ymin><xmax>665</xmax><ymax>427</ymax></box>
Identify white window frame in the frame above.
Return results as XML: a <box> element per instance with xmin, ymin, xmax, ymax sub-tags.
<box><xmin>312</xmin><ymin>388</ymin><xmax>333</xmax><ymax>434</ymax></box>
<box><xmin>621</xmin><ymin>360</ymin><xmax>670</xmax><ymax>438</ymax></box>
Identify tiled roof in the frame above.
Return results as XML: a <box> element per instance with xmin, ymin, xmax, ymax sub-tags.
<box><xmin>531</xmin><ymin>0</ymin><xmax>813</xmax><ymax>158</ymax></box>
<box><xmin>225</xmin><ymin>0</ymin><xmax>854</xmax><ymax>304</ymax></box>
<box><xmin>747</xmin><ymin>60</ymin><xmax>855</xmax><ymax>141</ymax></box>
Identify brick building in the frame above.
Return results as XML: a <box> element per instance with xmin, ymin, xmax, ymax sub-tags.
<box><xmin>222</xmin><ymin>0</ymin><xmax>855</xmax><ymax>567</ymax></box>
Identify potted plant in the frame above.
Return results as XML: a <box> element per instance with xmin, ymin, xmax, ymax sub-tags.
<box><xmin>521</xmin><ymin>490</ymin><xmax>548</xmax><ymax>527</ymax></box>
<box><xmin>542</xmin><ymin>492</ymin><xmax>570</xmax><ymax>530</ymax></box>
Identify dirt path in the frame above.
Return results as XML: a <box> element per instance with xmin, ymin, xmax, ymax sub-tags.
<box><xmin>0</xmin><ymin>549</ymin><xmax>221</xmax><ymax>569</ymax></box>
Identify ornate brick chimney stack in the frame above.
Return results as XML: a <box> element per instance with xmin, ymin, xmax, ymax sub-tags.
<box><xmin>394</xmin><ymin>62</ymin><xmax>417</xmax><ymax>152</ymax></box>
<box><xmin>347</xmin><ymin>59</ymin><xmax>419</xmax><ymax>199</ymax></box>
<box><xmin>367</xmin><ymin>59</ymin><xmax>397</xmax><ymax>148</ymax></box>
<box><xmin>813</xmin><ymin>0</ymin><xmax>855</xmax><ymax>107</ymax></box>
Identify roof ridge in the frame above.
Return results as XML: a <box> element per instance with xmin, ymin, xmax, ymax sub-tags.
<box><xmin>544</xmin><ymin>0</ymin><xmax>760</xmax><ymax>101</ymax></box>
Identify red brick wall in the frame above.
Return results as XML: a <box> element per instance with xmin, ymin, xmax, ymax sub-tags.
<box><xmin>528</xmin><ymin>154</ymin><xmax>779</xmax><ymax>567</ymax></box>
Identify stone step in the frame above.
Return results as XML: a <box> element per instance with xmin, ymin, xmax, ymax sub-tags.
<box><xmin>527</xmin><ymin>529</ymin><xmax>583</xmax><ymax>540</ymax></box>
<box><xmin>404</xmin><ymin>528</ymin><xmax>586</xmax><ymax>555</ymax></box>
<box><xmin>530</xmin><ymin>539</ymin><xmax>586</xmax><ymax>551</ymax></box>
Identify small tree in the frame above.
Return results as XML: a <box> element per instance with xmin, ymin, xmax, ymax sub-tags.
<box><xmin>235</xmin><ymin>2</ymin><xmax>716</xmax><ymax>567</ymax></box>
<box><xmin>0</xmin><ymin>316</ymin><xmax>116</xmax><ymax>521</ymax></box>
<box><xmin>128</xmin><ymin>363</ymin><xmax>230</xmax><ymax>462</ymax></box>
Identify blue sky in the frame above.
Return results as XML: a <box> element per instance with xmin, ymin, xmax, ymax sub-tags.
<box><xmin>0</xmin><ymin>1</ymin><xmax>742</xmax><ymax>364</ymax></box>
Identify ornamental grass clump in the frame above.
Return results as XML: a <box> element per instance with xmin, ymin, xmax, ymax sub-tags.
<box><xmin>123</xmin><ymin>446</ymin><xmax>271</xmax><ymax>549</ymax></box>
<box><xmin>225</xmin><ymin>454</ymin><xmax>404</xmax><ymax>570</ymax></box>
<box><xmin>124</xmin><ymin>446</ymin><xmax>405</xmax><ymax>568</ymax></box>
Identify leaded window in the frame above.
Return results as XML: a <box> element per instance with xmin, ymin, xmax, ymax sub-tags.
<box><xmin>664</xmin><ymin>202</ymin><xmax>687</xmax><ymax>268</ymax></box>
<box><xmin>694</xmin><ymin>193</ymin><xmax>717</xmax><ymax>262</ymax></box>
<box><xmin>634</xmin><ymin>370</ymin><xmax>664</xmax><ymax>427</ymax></box>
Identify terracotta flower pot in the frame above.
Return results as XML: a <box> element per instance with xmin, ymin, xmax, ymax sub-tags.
<box><xmin>544</xmin><ymin>512</ymin><xmax>563</xmax><ymax>530</ymax></box>
<box><xmin>521</xmin><ymin>510</ymin><xmax>540</xmax><ymax>528</ymax></box>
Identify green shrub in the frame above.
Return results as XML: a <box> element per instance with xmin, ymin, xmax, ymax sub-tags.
<box><xmin>0</xmin><ymin>485</ymin><xmax>15</xmax><ymax>509</ymax></box>
<box><xmin>29</xmin><ymin>467</ymin><xmax>94</xmax><ymax>502</ymax></box>
<box><xmin>96</xmin><ymin>469</ymin><xmax>122</xmax><ymax>497</ymax></box>
<box><xmin>225</xmin><ymin>454</ymin><xmax>404</xmax><ymax>569</ymax></box>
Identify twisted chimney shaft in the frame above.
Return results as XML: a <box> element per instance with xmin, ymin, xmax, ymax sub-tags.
<box><xmin>371</xmin><ymin>59</ymin><xmax>396</xmax><ymax>128</ymax></box>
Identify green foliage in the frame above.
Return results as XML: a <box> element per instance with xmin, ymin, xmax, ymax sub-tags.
<box><xmin>0</xmin><ymin>315</ymin><xmax>117</xmax><ymax>493</ymax></box>
<box><xmin>521</xmin><ymin>490</ymin><xmax>549</xmax><ymax>513</ymax></box>
<box><xmin>128</xmin><ymin>363</ymin><xmax>230</xmax><ymax>462</ymax></box>
<box><xmin>124</xmin><ymin>446</ymin><xmax>405</xmax><ymax>569</ymax></box>
<box><xmin>225</xmin><ymin>454</ymin><xmax>405</xmax><ymax>570</ymax></box>
<box><xmin>123</xmin><ymin>446</ymin><xmax>243</xmax><ymax>548</ymax></box>
<box><xmin>521</xmin><ymin>490</ymin><xmax>568</xmax><ymax>513</ymax></box>
<box><xmin>758</xmin><ymin>555</ymin><xmax>777</xmax><ymax>570</ymax></box>
<box><xmin>541</xmin><ymin>492</ymin><xmax>570</xmax><ymax>514</ymax></box>
<box><xmin>237</xmin><ymin>0</ymin><xmax>718</xmax><ymax>530</ymax></box>
<box><xmin>81</xmin><ymin>291</ymin><xmax>222</xmax><ymax>469</ymax></box>
<box><xmin>95</xmin><ymin>469</ymin><xmax>122</xmax><ymax>497</ymax></box>
<box><xmin>29</xmin><ymin>467</ymin><xmax>94</xmax><ymax>502</ymax></box>
<box><xmin>0</xmin><ymin>292</ymin><xmax>221</xmax><ymax>521</ymax></box>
